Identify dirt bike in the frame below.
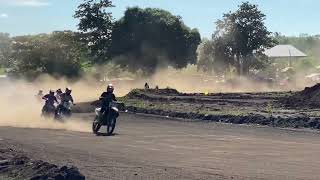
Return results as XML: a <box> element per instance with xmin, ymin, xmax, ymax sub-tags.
<box><xmin>41</xmin><ymin>104</ymin><xmax>56</xmax><ymax>118</ymax></box>
<box><xmin>92</xmin><ymin>102</ymin><xmax>119</xmax><ymax>136</ymax></box>
<box><xmin>55</xmin><ymin>101</ymin><xmax>74</xmax><ymax>121</ymax></box>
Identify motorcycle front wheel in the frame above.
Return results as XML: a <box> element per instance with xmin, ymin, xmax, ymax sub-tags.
<box><xmin>106</xmin><ymin>117</ymin><xmax>117</xmax><ymax>135</ymax></box>
<box><xmin>92</xmin><ymin>116</ymin><xmax>102</xmax><ymax>134</ymax></box>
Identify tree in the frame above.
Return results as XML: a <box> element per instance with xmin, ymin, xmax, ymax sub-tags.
<box><xmin>74</xmin><ymin>0</ymin><xmax>114</xmax><ymax>63</ymax></box>
<box><xmin>212</xmin><ymin>2</ymin><xmax>274</xmax><ymax>76</ymax></box>
<box><xmin>273</xmin><ymin>33</ymin><xmax>320</xmax><ymax>74</ymax></box>
<box><xmin>110</xmin><ymin>7</ymin><xmax>201</xmax><ymax>74</ymax></box>
<box><xmin>197</xmin><ymin>39</ymin><xmax>214</xmax><ymax>73</ymax></box>
<box><xmin>11</xmin><ymin>32</ymin><xmax>85</xmax><ymax>79</ymax></box>
<box><xmin>197</xmin><ymin>39</ymin><xmax>231</xmax><ymax>75</ymax></box>
<box><xmin>0</xmin><ymin>33</ymin><xmax>13</xmax><ymax>68</ymax></box>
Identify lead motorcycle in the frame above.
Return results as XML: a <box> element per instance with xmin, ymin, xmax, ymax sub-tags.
<box><xmin>55</xmin><ymin>101</ymin><xmax>74</xmax><ymax>121</ymax></box>
<box><xmin>92</xmin><ymin>102</ymin><xmax>119</xmax><ymax>136</ymax></box>
<box><xmin>41</xmin><ymin>104</ymin><xmax>56</xmax><ymax>118</ymax></box>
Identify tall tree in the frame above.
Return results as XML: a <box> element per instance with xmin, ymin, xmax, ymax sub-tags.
<box><xmin>213</xmin><ymin>2</ymin><xmax>274</xmax><ymax>76</ymax></box>
<box><xmin>110</xmin><ymin>7</ymin><xmax>201</xmax><ymax>74</ymax></box>
<box><xmin>74</xmin><ymin>0</ymin><xmax>114</xmax><ymax>63</ymax></box>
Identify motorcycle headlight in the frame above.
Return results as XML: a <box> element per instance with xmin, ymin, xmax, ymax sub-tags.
<box><xmin>111</xmin><ymin>107</ymin><xmax>118</xmax><ymax>112</ymax></box>
<box><xmin>95</xmin><ymin>108</ymin><xmax>101</xmax><ymax>115</ymax></box>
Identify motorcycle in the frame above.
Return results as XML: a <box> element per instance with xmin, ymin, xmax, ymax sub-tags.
<box><xmin>92</xmin><ymin>102</ymin><xmax>119</xmax><ymax>136</ymax></box>
<box><xmin>55</xmin><ymin>101</ymin><xmax>74</xmax><ymax>120</ymax></box>
<box><xmin>41</xmin><ymin>104</ymin><xmax>56</xmax><ymax>118</ymax></box>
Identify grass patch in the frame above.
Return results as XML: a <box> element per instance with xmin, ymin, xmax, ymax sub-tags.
<box><xmin>198</xmin><ymin>109</ymin><xmax>250</xmax><ymax>117</ymax></box>
<box><xmin>0</xmin><ymin>68</ymin><xmax>5</xmax><ymax>75</ymax></box>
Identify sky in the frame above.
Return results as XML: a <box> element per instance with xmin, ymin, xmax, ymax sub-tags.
<box><xmin>0</xmin><ymin>0</ymin><xmax>319</xmax><ymax>38</ymax></box>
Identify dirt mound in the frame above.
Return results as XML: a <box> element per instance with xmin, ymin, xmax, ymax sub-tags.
<box><xmin>283</xmin><ymin>83</ymin><xmax>320</xmax><ymax>108</ymax></box>
<box><xmin>0</xmin><ymin>146</ymin><xmax>85</xmax><ymax>180</ymax></box>
<box><xmin>126</xmin><ymin>88</ymin><xmax>180</xmax><ymax>98</ymax></box>
<box><xmin>153</xmin><ymin>88</ymin><xmax>180</xmax><ymax>95</ymax></box>
<box><xmin>300</xmin><ymin>83</ymin><xmax>320</xmax><ymax>97</ymax></box>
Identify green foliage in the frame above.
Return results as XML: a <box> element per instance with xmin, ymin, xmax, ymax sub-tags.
<box><xmin>266</xmin><ymin>102</ymin><xmax>273</xmax><ymax>117</ymax></box>
<box><xmin>211</xmin><ymin>2</ymin><xmax>275</xmax><ymax>76</ymax></box>
<box><xmin>275</xmin><ymin>34</ymin><xmax>320</xmax><ymax>55</ymax></box>
<box><xmin>274</xmin><ymin>33</ymin><xmax>320</xmax><ymax>72</ymax></box>
<box><xmin>0</xmin><ymin>33</ymin><xmax>13</xmax><ymax>68</ymax></box>
<box><xmin>197</xmin><ymin>39</ymin><xmax>214</xmax><ymax>73</ymax></box>
<box><xmin>74</xmin><ymin>0</ymin><xmax>114</xmax><ymax>63</ymax></box>
<box><xmin>197</xmin><ymin>39</ymin><xmax>230</xmax><ymax>75</ymax></box>
<box><xmin>11</xmin><ymin>31</ymin><xmax>88</xmax><ymax>80</ymax></box>
<box><xmin>110</xmin><ymin>7</ymin><xmax>201</xmax><ymax>74</ymax></box>
<box><xmin>0</xmin><ymin>68</ymin><xmax>5</xmax><ymax>75</ymax></box>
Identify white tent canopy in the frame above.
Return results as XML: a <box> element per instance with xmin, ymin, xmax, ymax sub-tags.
<box><xmin>264</xmin><ymin>45</ymin><xmax>307</xmax><ymax>58</ymax></box>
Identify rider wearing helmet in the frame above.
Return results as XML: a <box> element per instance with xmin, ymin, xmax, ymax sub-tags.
<box><xmin>144</xmin><ymin>82</ymin><xmax>150</xmax><ymax>90</ymax></box>
<box><xmin>38</xmin><ymin>90</ymin><xmax>43</xmax><ymax>96</ymax></box>
<box><xmin>99</xmin><ymin>84</ymin><xmax>117</xmax><ymax>114</ymax></box>
<box><xmin>42</xmin><ymin>90</ymin><xmax>58</xmax><ymax>113</ymax></box>
<box><xmin>56</xmin><ymin>88</ymin><xmax>62</xmax><ymax>96</ymax></box>
<box><xmin>56</xmin><ymin>88</ymin><xmax>63</xmax><ymax>94</ymax></box>
<box><xmin>55</xmin><ymin>87</ymin><xmax>74</xmax><ymax>115</ymax></box>
<box><xmin>55</xmin><ymin>88</ymin><xmax>63</xmax><ymax>103</ymax></box>
<box><xmin>35</xmin><ymin>90</ymin><xmax>44</xmax><ymax>101</ymax></box>
<box><xmin>61</xmin><ymin>87</ymin><xmax>74</xmax><ymax>104</ymax></box>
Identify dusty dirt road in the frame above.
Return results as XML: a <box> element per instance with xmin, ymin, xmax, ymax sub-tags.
<box><xmin>1</xmin><ymin>113</ymin><xmax>320</xmax><ymax>180</ymax></box>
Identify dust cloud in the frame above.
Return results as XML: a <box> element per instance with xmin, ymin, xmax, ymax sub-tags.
<box><xmin>0</xmin><ymin>73</ymin><xmax>142</xmax><ymax>132</ymax></box>
<box><xmin>0</xmin><ymin>77</ymin><xmax>93</xmax><ymax>132</ymax></box>
<box><xmin>0</xmin><ymin>67</ymin><xmax>313</xmax><ymax>132</ymax></box>
<box><xmin>144</xmin><ymin>67</ymin><xmax>311</xmax><ymax>93</ymax></box>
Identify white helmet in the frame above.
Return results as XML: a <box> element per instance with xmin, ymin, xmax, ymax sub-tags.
<box><xmin>107</xmin><ymin>84</ymin><xmax>114</xmax><ymax>93</ymax></box>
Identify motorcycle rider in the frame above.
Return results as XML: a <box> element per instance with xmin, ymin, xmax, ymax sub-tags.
<box><xmin>144</xmin><ymin>82</ymin><xmax>150</xmax><ymax>90</ymax></box>
<box><xmin>99</xmin><ymin>84</ymin><xmax>117</xmax><ymax>116</ymax></box>
<box><xmin>55</xmin><ymin>88</ymin><xmax>63</xmax><ymax>102</ymax></box>
<box><xmin>37</xmin><ymin>90</ymin><xmax>43</xmax><ymax>96</ymax></box>
<box><xmin>42</xmin><ymin>90</ymin><xmax>58</xmax><ymax>114</ymax></box>
<box><xmin>35</xmin><ymin>90</ymin><xmax>44</xmax><ymax>102</ymax></box>
<box><xmin>55</xmin><ymin>87</ymin><xmax>74</xmax><ymax>115</ymax></box>
<box><xmin>92</xmin><ymin>84</ymin><xmax>118</xmax><ymax>135</ymax></box>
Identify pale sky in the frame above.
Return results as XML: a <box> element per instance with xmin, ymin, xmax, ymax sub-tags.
<box><xmin>0</xmin><ymin>0</ymin><xmax>319</xmax><ymax>38</ymax></box>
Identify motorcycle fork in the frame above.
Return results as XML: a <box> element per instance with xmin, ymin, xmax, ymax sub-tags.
<box><xmin>106</xmin><ymin>110</ymin><xmax>112</xmax><ymax>126</ymax></box>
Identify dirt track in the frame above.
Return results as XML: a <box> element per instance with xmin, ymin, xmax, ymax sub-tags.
<box><xmin>1</xmin><ymin>113</ymin><xmax>320</xmax><ymax>180</ymax></box>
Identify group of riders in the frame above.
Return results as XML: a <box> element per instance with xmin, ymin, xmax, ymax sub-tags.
<box><xmin>36</xmin><ymin>87</ymin><xmax>74</xmax><ymax>119</ymax></box>
<box><xmin>37</xmin><ymin>84</ymin><xmax>117</xmax><ymax>120</ymax></box>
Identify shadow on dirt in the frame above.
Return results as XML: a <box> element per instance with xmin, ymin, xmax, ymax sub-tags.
<box><xmin>95</xmin><ymin>132</ymin><xmax>118</xmax><ymax>137</ymax></box>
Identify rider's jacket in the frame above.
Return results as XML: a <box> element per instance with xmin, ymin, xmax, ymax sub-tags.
<box><xmin>43</xmin><ymin>94</ymin><xmax>58</xmax><ymax>106</ymax></box>
<box><xmin>100</xmin><ymin>92</ymin><xmax>117</xmax><ymax>112</ymax></box>
<box><xmin>60</xmin><ymin>93</ymin><xmax>74</xmax><ymax>104</ymax></box>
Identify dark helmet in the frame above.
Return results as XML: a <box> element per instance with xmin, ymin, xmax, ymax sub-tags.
<box><xmin>49</xmin><ymin>90</ymin><xmax>54</xmax><ymax>95</ymax></box>
<box><xmin>56</xmin><ymin>88</ymin><xmax>62</xmax><ymax>94</ymax></box>
<box><xmin>66</xmin><ymin>87</ymin><xmax>72</xmax><ymax>94</ymax></box>
<box><xmin>107</xmin><ymin>84</ymin><xmax>114</xmax><ymax>93</ymax></box>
